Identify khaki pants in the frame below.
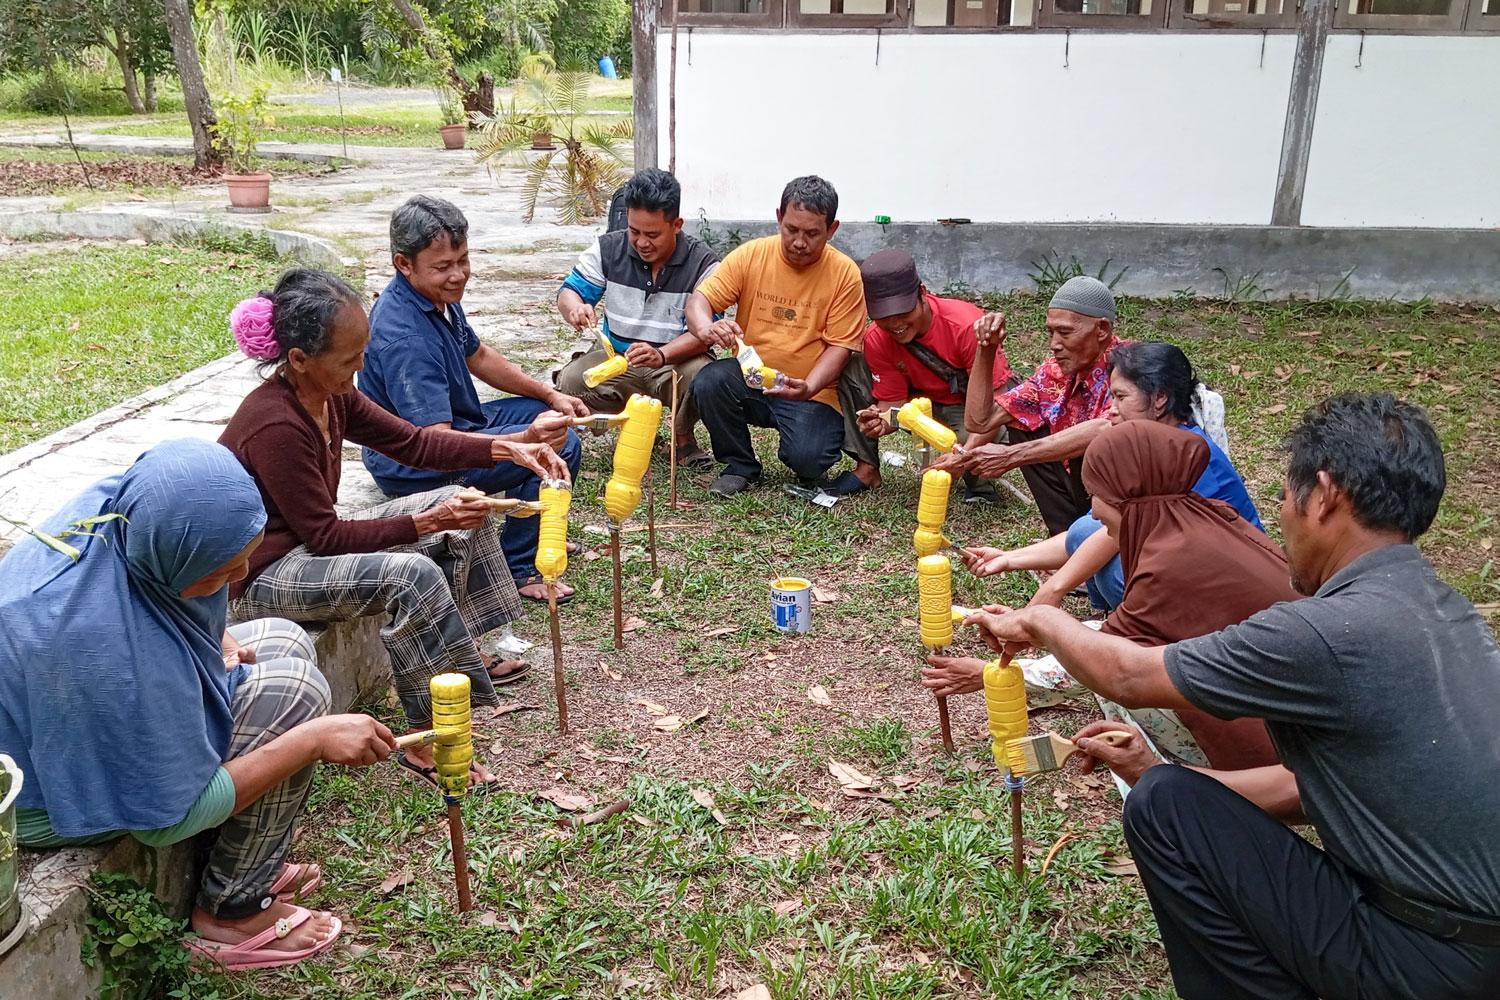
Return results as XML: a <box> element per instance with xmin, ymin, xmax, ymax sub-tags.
<box><xmin>556</xmin><ymin>348</ymin><xmax>713</xmax><ymax>441</ymax></box>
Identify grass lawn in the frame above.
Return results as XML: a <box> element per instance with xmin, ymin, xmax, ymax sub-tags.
<box><xmin>0</xmin><ymin>146</ymin><xmax>327</xmax><ymax>199</ymax></box>
<box><xmin>178</xmin><ymin>292</ymin><xmax>1491</xmax><ymax>1000</ymax></box>
<box><xmin>0</xmin><ymin>243</ymin><xmax>279</xmax><ymax>451</ymax></box>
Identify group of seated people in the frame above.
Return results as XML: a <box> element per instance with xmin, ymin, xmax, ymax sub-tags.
<box><xmin>0</xmin><ymin>166</ymin><xmax>1495</xmax><ymax>999</ymax></box>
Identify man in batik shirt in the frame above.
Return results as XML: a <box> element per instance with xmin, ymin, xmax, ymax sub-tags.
<box><xmin>935</xmin><ymin>276</ymin><xmax>1125</xmax><ymax>534</ymax></box>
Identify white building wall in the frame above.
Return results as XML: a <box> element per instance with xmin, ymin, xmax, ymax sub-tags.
<box><xmin>657</xmin><ymin>31</ymin><xmax>1297</xmax><ymax>224</ymax></box>
<box><xmin>1300</xmin><ymin>35</ymin><xmax>1500</xmax><ymax>228</ymax></box>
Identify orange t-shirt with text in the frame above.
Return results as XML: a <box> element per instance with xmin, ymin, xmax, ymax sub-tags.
<box><xmin>695</xmin><ymin>236</ymin><xmax>866</xmax><ymax>411</ymax></box>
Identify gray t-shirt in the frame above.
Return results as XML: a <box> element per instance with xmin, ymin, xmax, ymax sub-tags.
<box><xmin>1164</xmin><ymin>544</ymin><xmax>1500</xmax><ymax>917</ymax></box>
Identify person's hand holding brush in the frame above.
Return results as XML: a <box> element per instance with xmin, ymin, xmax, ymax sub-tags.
<box><xmin>1070</xmin><ymin>721</ymin><xmax>1159</xmax><ymax>788</ymax></box>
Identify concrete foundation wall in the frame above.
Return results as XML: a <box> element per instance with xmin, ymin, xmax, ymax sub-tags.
<box><xmin>691</xmin><ymin>221</ymin><xmax>1500</xmax><ymax>302</ymax></box>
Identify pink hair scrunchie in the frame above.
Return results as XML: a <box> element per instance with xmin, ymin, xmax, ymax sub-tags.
<box><xmin>230</xmin><ymin>296</ymin><xmax>278</xmax><ymax>361</ymax></box>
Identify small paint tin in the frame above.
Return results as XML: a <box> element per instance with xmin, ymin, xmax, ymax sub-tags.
<box><xmin>770</xmin><ymin>577</ymin><xmax>813</xmax><ymax>633</ymax></box>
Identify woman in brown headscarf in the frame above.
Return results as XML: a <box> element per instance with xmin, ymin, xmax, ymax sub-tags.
<box><xmin>926</xmin><ymin>420</ymin><xmax>1297</xmax><ymax>771</ymax></box>
<box><xmin>1082</xmin><ymin>420</ymin><xmax>1298</xmax><ymax>770</ymax></box>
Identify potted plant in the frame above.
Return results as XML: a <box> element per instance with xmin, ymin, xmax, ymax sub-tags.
<box><xmin>471</xmin><ymin>67</ymin><xmax>633</xmax><ymax>224</ymax></box>
<box><xmin>217</xmin><ymin>86</ymin><xmax>274</xmax><ymax>212</ymax></box>
<box><xmin>438</xmin><ymin>86</ymin><xmax>467</xmax><ymax>150</ymax></box>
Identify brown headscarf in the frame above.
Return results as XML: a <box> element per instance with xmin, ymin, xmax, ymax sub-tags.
<box><xmin>1081</xmin><ymin>421</ymin><xmax>1299</xmax><ymax>770</ymax></box>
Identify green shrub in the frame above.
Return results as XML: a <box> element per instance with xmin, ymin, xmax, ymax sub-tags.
<box><xmin>550</xmin><ymin>0</ymin><xmax>629</xmax><ymax>72</ymax></box>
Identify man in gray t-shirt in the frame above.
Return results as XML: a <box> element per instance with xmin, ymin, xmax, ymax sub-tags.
<box><xmin>968</xmin><ymin>393</ymin><xmax>1500</xmax><ymax>1000</ymax></box>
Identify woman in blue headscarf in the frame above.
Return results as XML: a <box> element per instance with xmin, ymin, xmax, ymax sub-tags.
<box><xmin>0</xmin><ymin>439</ymin><xmax>397</xmax><ymax>970</ymax></box>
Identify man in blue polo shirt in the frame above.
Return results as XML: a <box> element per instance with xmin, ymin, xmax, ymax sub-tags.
<box><xmin>554</xmin><ymin>168</ymin><xmax>720</xmax><ymax>465</ymax></box>
<box><xmin>361</xmin><ymin>195</ymin><xmax>584</xmax><ymax>601</ymax></box>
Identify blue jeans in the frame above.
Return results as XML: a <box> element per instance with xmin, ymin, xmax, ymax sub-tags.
<box><xmin>369</xmin><ymin>396</ymin><xmax>583</xmax><ymax>582</ymax></box>
<box><xmin>693</xmin><ymin>358</ymin><xmax>844</xmax><ymax>481</ymax></box>
<box><xmin>1065</xmin><ymin>513</ymin><xmax>1125</xmax><ymax>611</ymax></box>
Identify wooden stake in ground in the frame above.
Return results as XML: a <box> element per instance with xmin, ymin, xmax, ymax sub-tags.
<box><xmin>936</xmin><ymin>693</ymin><xmax>955</xmax><ymax>755</ymax></box>
<box><xmin>428</xmin><ymin>673</ymin><xmax>475</xmax><ymax>911</ymax></box>
<box><xmin>646</xmin><ymin>467</ymin><xmax>659</xmax><ymax>577</ymax></box>
<box><xmin>917</xmin><ymin>554</ymin><xmax>958</xmax><ymax>755</ymax></box>
<box><xmin>1010</xmin><ymin>778</ymin><xmax>1025</xmax><ymax>878</ymax></box>
<box><xmin>669</xmin><ymin>371</ymin><xmax>680</xmax><ymax>510</ymax></box>
<box><xmin>547</xmin><ymin>582</ymin><xmax>568</xmax><ymax>734</ymax></box>
<box><xmin>611</xmin><ymin>524</ymin><xmax>624</xmax><ymax>650</ymax></box>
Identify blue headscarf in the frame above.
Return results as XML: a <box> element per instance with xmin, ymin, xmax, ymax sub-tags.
<box><xmin>0</xmin><ymin>440</ymin><xmax>266</xmax><ymax>837</ymax></box>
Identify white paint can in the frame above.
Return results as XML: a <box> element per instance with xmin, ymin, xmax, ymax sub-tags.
<box><xmin>770</xmin><ymin>577</ymin><xmax>813</xmax><ymax>633</ymax></box>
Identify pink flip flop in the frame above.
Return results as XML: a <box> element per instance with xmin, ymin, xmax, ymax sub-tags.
<box><xmin>270</xmin><ymin>862</ymin><xmax>322</xmax><ymax>900</ymax></box>
<box><xmin>185</xmin><ymin>905</ymin><xmax>342</xmax><ymax>971</ymax></box>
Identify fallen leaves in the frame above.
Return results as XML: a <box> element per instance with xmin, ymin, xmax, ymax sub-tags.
<box><xmin>734</xmin><ymin>986</ymin><xmax>772</xmax><ymax>1000</ymax></box>
<box><xmin>773</xmin><ymin>898</ymin><xmax>801</xmax><ymax>916</ymax></box>
<box><xmin>635</xmin><ymin>698</ymin><xmax>668</xmax><ymax>716</ymax></box>
<box><xmin>1101</xmin><ymin>853</ymin><xmax>1140</xmax><ymax>878</ymax></box>
<box><xmin>491</xmin><ymin>702</ymin><xmax>539</xmax><ymax>718</ymax></box>
<box><xmin>806</xmin><ymin>684</ymin><xmax>833</xmax><ymax>708</ymax></box>
<box><xmin>704</xmin><ymin>626</ymin><xmax>741</xmax><ymax>638</ymax></box>
<box><xmin>597</xmin><ymin>659</ymin><xmax>622</xmax><ymax>681</ymax></box>
<box><xmin>377</xmin><ymin>870</ymin><xmax>414</xmax><ymax>895</ymax></box>
<box><xmin>649</xmin><ymin>577</ymin><xmax>664</xmax><ymax>598</ymax></box>
<box><xmin>621</xmin><ymin>615</ymin><xmax>648</xmax><ymax>633</ymax></box>
<box><xmin>654</xmin><ymin>706</ymin><xmax>710</xmax><ymax>732</ymax></box>
<box><xmin>690</xmin><ymin>788</ymin><xmax>716</xmax><ymax>809</ymax></box>
<box><xmin>828</xmin><ymin>759</ymin><xmax>876</xmax><ymax>791</ymax></box>
<box><xmin>811</xmin><ymin>586</ymin><xmax>838</xmax><ymax>604</ymax></box>
<box><xmin>536</xmin><ymin>786</ymin><xmax>592</xmax><ymax>812</ymax></box>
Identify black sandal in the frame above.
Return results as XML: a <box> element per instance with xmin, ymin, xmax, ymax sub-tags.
<box><xmin>396</xmin><ymin>752</ymin><xmax>497</xmax><ymax>795</ymax></box>
<box><xmin>515</xmin><ymin>575</ymin><xmax>576</xmax><ymax>605</ymax></box>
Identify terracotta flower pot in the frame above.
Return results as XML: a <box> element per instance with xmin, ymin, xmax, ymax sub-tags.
<box><xmin>439</xmin><ymin>123</ymin><xmax>467</xmax><ymax>150</ymax></box>
<box><xmin>531</xmin><ymin>131</ymin><xmax>555</xmax><ymax>151</ymax></box>
<box><xmin>223</xmin><ymin>172</ymin><xmax>271</xmax><ymax>210</ymax></box>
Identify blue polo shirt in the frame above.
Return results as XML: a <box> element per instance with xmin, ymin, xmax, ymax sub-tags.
<box><xmin>360</xmin><ymin>272</ymin><xmax>489</xmax><ymax>483</ymax></box>
<box><xmin>1183</xmin><ymin>422</ymin><xmax>1263</xmax><ymax>531</ymax></box>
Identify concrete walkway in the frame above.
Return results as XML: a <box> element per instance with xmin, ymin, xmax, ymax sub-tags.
<box><xmin>0</xmin><ymin>138</ymin><xmax>608</xmax><ymax>545</ymax></box>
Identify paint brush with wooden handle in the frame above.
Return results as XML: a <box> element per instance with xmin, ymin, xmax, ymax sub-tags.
<box><xmin>1003</xmin><ymin>730</ymin><xmax>1134</xmax><ymax>778</ymax></box>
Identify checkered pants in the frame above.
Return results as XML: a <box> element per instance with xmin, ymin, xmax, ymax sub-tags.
<box><xmin>230</xmin><ymin>486</ymin><xmax>517</xmax><ymax>727</ymax></box>
<box><xmin>200</xmin><ymin>618</ymin><xmax>329</xmax><ymax>919</ymax></box>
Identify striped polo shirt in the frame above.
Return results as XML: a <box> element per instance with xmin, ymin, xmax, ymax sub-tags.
<box><xmin>559</xmin><ymin>231</ymin><xmax>719</xmax><ymax>351</ymax></box>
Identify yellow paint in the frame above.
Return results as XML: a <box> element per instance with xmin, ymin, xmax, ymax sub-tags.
<box><xmin>916</xmin><ymin>555</ymin><xmax>954</xmax><ymax>649</ymax></box>
<box><xmin>583</xmin><ymin>353</ymin><xmax>628</xmax><ymax>388</ymax></box>
<box><xmin>983</xmin><ymin>659</ymin><xmax>1028</xmax><ymax>770</ymax></box>
<box><xmin>535</xmin><ymin>484</ymin><xmax>572</xmax><ymax>582</ymax></box>
<box><xmin>913</xmin><ymin>467</ymin><xmax>952</xmax><ymax>557</ymax></box>
<box><xmin>772</xmin><ymin>577</ymin><xmax>811</xmax><ymax>591</ymax></box>
<box><xmin>898</xmin><ymin>398</ymin><xmax>958</xmax><ymax>454</ymax></box>
<box><xmin>603</xmin><ymin>394</ymin><xmax>662</xmax><ymax>523</ymax></box>
<box><xmin>429</xmin><ymin>673</ymin><xmax>472</xmax><ymax>798</ymax></box>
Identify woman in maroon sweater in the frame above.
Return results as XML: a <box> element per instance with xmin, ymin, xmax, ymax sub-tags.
<box><xmin>221</xmin><ymin>269</ymin><xmax>571</xmax><ymax>789</ymax></box>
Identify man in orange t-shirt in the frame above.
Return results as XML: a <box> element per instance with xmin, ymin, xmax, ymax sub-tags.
<box><xmin>683</xmin><ymin>176</ymin><xmax>876</xmax><ymax>498</ymax></box>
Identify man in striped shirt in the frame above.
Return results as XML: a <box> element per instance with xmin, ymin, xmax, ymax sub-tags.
<box><xmin>555</xmin><ymin>169</ymin><xmax>720</xmax><ymax>464</ymax></box>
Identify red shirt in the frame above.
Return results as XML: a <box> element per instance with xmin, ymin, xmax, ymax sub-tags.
<box><xmin>999</xmin><ymin>335</ymin><xmax>1128</xmax><ymax>434</ymax></box>
<box><xmin>863</xmin><ymin>294</ymin><xmax>1015</xmax><ymax>406</ymax></box>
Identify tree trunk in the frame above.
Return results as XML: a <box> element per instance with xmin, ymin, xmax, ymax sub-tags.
<box><xmin>473</xmin><ymin>71</ymin><xmax>495</xmax><ymax>117</ymax></box>
<box><xmin>105</xmin><ymin>29</ymin><xmax>146</xmax><ymax>114</ymax></box>
<box><xmin>163</xmin><ymin>0</ymin><xmax>222</xmax><ymax>170</ymax></box>
<box><xmin>389</xmin><ymin>0</ymin><xmax>441</xmax><ymax>60</ymax></box>
<box><xmin>143</xmin><ymin>73</ymin><xmax>158</xmax><ymax>113</ymax></box>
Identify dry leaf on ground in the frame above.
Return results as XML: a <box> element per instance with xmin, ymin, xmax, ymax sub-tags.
<box><xmin>378</xmin><ymin>870</ymin><xmax>414</xmax><ymax>895</ymax></box>
<box><xmin>649</xmin><ymin>577</ymin><xmax>664</xmax><ymax>598</ymax></box>
<box><xmin>536</xmin><ymin>786</ymin><xmax>592</xmax><ymax>812</ymax></box>
<box><xmin>891</xmin><ymin>774</ymin><xmax>919</xmax><ymax>790</ymax></box>
<box><xmin>735</xmin><ymin>986</ymin><xmax>772</xmax><ymax>1000</ymax></box>
<box><xmin>710</xmin><ymin>808</ymin><xmax>730</xmax><ymax>826</ymax></box>
<box><xmin>597</xmin><ymin>660</ymin><xmax>622</xmax><ymax>681</ymax></box>
<box><xmin>691</xmin><ymin>788</ymin><xmax>716</xmax><ymax>809</ymax></box>
<box><xmin>653</xmin><ymin>715</ymin><xmax>683</xmax><ymax>732</ymax></box>
<box><xmin>773</xmin><ymin>898</ymin><xmax>800</xmax><ymax>916</ymax></box>
<box><xmin>704</xmin><ymin>626</ymin><xmax>741</xmax><ymax>638</ymax></box>
<box><xmin>635</xmin><ymin>698</ymin><xmax>668</xmax><ymax>716</ymax></box>
<box><xmin>828</xmin><ymin>759</ymin><xmax>876</xmax><ymax>790</ymax></box>
<box><xmin>807</xmin><ymin>685</ymin><xmax>833</xmax><ymax>708</ymax></box>
<box><xmin>491</xmin><ymin>703</ymin><xmax>539</xmax><ymax>718</ymax></box>
<box><xmin>477</xmin><ymin>910</ymin><xmax>501</xmax><ymax>927</ymax></box>
<box><xmin>622</xmin><ymin>615</ymin><xmax>649</xmax><ymax>633</ymax></box>
<box><xmin>1102</xmin><ymin>854</ymin><xmax>1139</xmax><ymax>877</ymax></box>
<box><xmin>811</xmin><ymin>586</ymin><xmax>838</xmax><ymax>604</ymax></box>
<box><xmin>900</xmin><ymin>616</ymin><xmax>918</xmax><ymax>628</ymax></box>
<box><xmin>684</xmin><ymin>706</ymin><xmax>711</xmax><ymax>726</ymax></box>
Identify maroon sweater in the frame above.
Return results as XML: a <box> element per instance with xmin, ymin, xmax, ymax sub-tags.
<box><xmin>220</xmin><ymin>375</ymin><xmax>494</xmax><ymax>597</ymax></box>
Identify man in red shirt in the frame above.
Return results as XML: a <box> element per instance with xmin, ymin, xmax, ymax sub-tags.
<box><xmin>935</xmin><ymin>275</ymin><xmax>1122</xmax><ymax>534</ymax></box>
<box><xmin>854</xmin><ymin>249</ymin><xmax>1015</xmax><ymax>502</ymax></box>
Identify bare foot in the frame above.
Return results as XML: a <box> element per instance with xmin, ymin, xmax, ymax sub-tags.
<box><xmin>192</xmin><ymin>900</ymin><xmax>336</xmax><ymax>955</ymax></box>
<box><xmin>853</xmin><ymin>461</ymin><xmax>883</xmax><ymax>490</ymax></box>
<box><xmin>518</xmin><ymin>579</ymin><xmax>574</xmax><ymax>600</ymax></box>
<box><xmin>402</xmin><ymin>741</ymin><xmax>498</xmax><ymax>788</ymax></box>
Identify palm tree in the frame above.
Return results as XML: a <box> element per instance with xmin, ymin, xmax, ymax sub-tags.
<box><xmin>471</xmin><ymin>68</ymin><xmax>633</xmax><ymax>225</ymax></box>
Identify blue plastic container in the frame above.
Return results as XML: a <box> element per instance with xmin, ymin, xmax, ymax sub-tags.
<box><xmin>598</xmin><ymin>56</ymin><xmax>618</xmax><ymax>79</ymax></box>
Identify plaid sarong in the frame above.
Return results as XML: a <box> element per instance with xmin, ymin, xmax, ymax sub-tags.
<box><xmin>230</xmin><ymin>486</ymin><xmax>517</xmax><ymax>726</ymax></box>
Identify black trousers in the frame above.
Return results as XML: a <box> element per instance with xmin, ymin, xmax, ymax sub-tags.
<box><xmin>1123</xmin><ymin>765</ymin><xmax>1500</xmax><ymax>1000</ymax></box>
<box><xmin>1006</xmin><ymin>424</ymin><xmax>1091</xmax><ymax>535</ymax></box>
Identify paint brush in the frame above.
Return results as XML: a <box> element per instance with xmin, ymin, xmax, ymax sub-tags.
<box><xmin>1003</xmin><ymin>729</ymin><xmax>1134</xmax><ymax>777</ymax></box>
<box><xmin>393</xmin><ymin>727</ymin><xmax>466</xmax><ymax>750</ymax></box>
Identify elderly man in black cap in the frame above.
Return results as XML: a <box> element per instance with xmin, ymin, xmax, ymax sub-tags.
<box><xmin>934</xmin><ymin>275</ymin><xmax>1125</xmax><ymax>534</ymax></box>
<box><xmin>853</xmin><ymin>248</ymin><xmax>1016</xmax><ymax>502</ymax></box>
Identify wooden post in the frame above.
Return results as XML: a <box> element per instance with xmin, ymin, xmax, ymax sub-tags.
<box><xmin>548</xmin><ymin>583</ymin><xmax>568</xmax><ymax>733</ymax></box>
<box><xmin>447</xmin><ymin>800</ymin><xmax>473</xmax><ymax>911</ymax></box>
<box><xmin>611</xmin><ymin>525</ymin><xmax>624</xmax><ymax>650</ymax></box>
<box><xmin>937</xmin><ymin>694</ymin><xmax>955</xmax><ymax>755</ymax></box>
<box><xmin>669</xmin><ymin>371</ymin><xmax>679</xmax><ymax>510</ymax></box>
<box><xmin>646</xmin><ymin>468</ymin><xmax>659</xmax><ymax>577</ymax></box>
<box><xmin>1008</xmin><ymin>776</ymin><xmax>1025</xmax><ymax>878</ymax></box>
<box><xmin>631</xmin><ymin>0</ymin><xmax>659</xmax><ymax>170</ymax></box>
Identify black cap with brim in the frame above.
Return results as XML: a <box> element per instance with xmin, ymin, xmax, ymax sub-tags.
<box><xmin>861</xmin><ymin>248</ymin><xmax>922</xmax><ymax>320</ymax></box>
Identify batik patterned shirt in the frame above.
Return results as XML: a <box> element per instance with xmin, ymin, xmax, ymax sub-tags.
<box><xmin>998</xmin><ymin>335</ymin><xmax>1127</xmax><ymax>434</ymax></box>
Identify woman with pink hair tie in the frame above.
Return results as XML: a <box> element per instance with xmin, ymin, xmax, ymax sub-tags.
<box><xmin>220</xmin><ymin>268</ymin><xmax>572</xmax><ymax>795</ymax></box>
